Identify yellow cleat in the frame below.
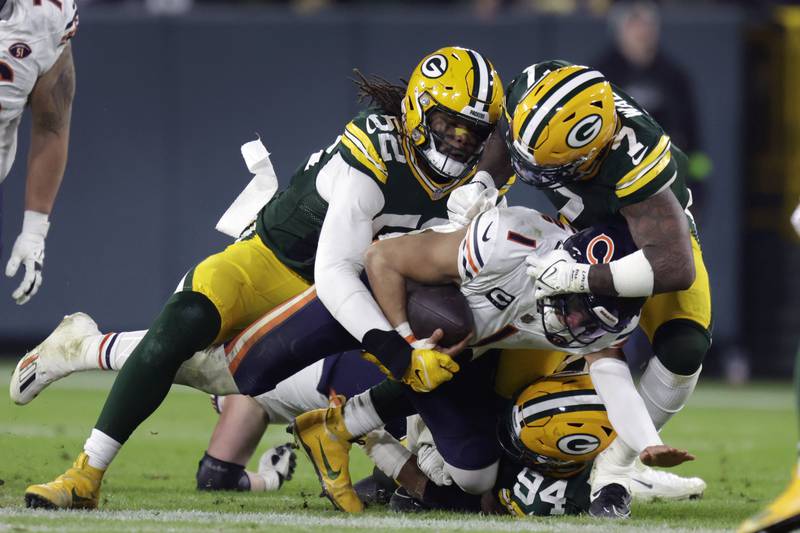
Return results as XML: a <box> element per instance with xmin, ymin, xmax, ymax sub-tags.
<box><xmin>292</xmin><ymin>402</ymin><xmax>364</xmax><ymax>513</ymax></box>
<box><xmin>25</xmin><ymin>452</ymin><xmax>104</xmax><ymax>509</ymax></box>
<box><xmin>738</xmin><ymin>465</ymin><xmax>800</xmax><ymax>533</ymax></box>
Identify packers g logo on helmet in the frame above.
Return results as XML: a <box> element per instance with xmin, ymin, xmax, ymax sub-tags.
<box><xmin>401</xmin><ymin>46</ymin><xmax>503</xmax><ymax>183</ymax></box>
<box><xmin>498</xmin><ymin>372</ymin><xmax>615</xmax><ymax>477</ymax></box>
<box><xmin>507</xmin><ymin>65</ymin><xmax>617</xmax><ymax>189</ymax></box>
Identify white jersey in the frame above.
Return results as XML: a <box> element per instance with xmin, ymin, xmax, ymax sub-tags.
<box><xmin>0</xmin><ymin>0</ymin><xmax>77</xmax><ymax>182</ymax></box>
<box><xmin>457</xmin><ymin>205</ymin><xmax>636</xmax><ymax>356</ymax></box>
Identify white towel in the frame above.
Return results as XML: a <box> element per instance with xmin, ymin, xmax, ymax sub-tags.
<box><xmin>215</xmin><ymin>137</ymin><xmax>279</xmax><ymax>238</ymax></box>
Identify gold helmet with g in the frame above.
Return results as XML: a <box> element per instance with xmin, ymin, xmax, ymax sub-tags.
<box><xmin>507</xmin><ymin>65</ymin><xmax>617</xmax><ymax>189</ymax></box>
<box><xmin>498</xmin><ymin>371</ymin><xmax>615</xmax><ymax>477</ymax></box>
<box><xmin>402</xmin><ymin>46</ymin><xmax>503</xmax><ymax>183</ymax></box>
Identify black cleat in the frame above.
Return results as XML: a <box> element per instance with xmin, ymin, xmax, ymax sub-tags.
<box><xmin>389</xmin><ymin>487</ymin><xmax>429</xmax><ymax>513</ymax></box>
<box><xmin>354</xmin><ymin>468</ymin><xmax>396</xmax><ymax>506</ymax></box>
<box><xmin>589</xmin><ymin>483</ymin><xmax>632</xmax><ymax>519</ymax></box>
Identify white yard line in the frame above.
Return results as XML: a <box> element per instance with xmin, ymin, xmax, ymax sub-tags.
<box><xmin>0</xmin><ymin>508</ymin><xmax>728</xmax><ymax>533</ymax></box>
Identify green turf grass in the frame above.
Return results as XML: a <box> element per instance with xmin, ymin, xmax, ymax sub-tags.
<box><xmin>0</xmin><ymin>361</ymin><xmax>795</xmax><ymax>532</ymax></box>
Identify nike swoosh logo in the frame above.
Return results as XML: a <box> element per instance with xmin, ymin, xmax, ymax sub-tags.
<box><xmin>414</xmin><ymin>369</ymin><xmax>424</xmax><ymax>383</ymax></box>
<box><xmin>317</xmin><ymin>438</ymin><xmax>341</xmax><ymax>481</ymax></box>
<box><xmin>631</xmin><ymin>146</ymin><xmax>647</xmax><ymax>165</ymax></box>
<box><xmin>632</xmin><ymin>478</ymin><xmax>654</xmax><ymax>489</ymax></box>
<box><xmin>482</xmin><ymin>222</ymin><xmax>494</xmax><ymax>242</ymax></box>
<box><xmin>70</xmin><ymin>488</ymin><xmax>94</xmax><ymax>505</ymax></box>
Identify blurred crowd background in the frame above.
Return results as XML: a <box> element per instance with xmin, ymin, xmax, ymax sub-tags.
<box><xmin>0</xmin><ymin>0</ymin><xmax>798</xmax><ymax>384</ymax></box>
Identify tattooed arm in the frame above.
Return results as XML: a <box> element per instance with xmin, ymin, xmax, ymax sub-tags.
<box><xmin>25</xmin><ymin>42</ymin><xmax>76</xmax><ymax>214</ymax></box>
<box><xmin>588</xmin><ymin>188</ymin><xmax>695</xmax><ymax>295</ymax></box>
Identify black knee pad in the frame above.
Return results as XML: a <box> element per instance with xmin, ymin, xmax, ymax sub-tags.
<box><xmin>652</xmin><ymin>319</ymin><xmax>711</xmax><ymax>375</ymax></box>
<box><xmin>195</xmin><ymin>452</ymin><xmax>251</xmax><ymax>491</ymax></box>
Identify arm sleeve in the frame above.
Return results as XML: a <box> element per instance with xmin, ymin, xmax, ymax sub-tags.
<box><xmin>314</xmin><ymin>154</ymin><xmax>393</xmax><ymax>342</ymax></box>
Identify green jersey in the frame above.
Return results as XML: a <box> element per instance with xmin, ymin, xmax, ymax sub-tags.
<box><xmin>497</xmin><ymin>461</ymin><xmax>592</xmax><ymax>516</ymax></box>
<box><xmin>256</xmin><ymin>109</ymin><xmax>468</xmax><ymax>281</ymax></box>
<box><xmin>505</xmin><ymin>60</ymin><xmax>692</xmax><ymax>231</ymax></box>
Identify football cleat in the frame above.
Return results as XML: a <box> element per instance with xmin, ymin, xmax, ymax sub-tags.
<box><xmin>10</xmin><ymin>313</ymin><xmax>100</xmax><ymax>405</ymax></box>
<box><xmin>588</xmin><ymin>483</ymin><xmax>632</xmax><ymax>519</ymax></box>
<box><xmin>292</xmin><ymin>402</ymin><xmax>363</xmax><ymax>513</ymax></box>
<box><xmin>354</xmin><ymin>467</ymin><xmax>396</xmax><ymax>506</ymax></box>
<box><xmin>25</xmin><ymin>452</ymin><xmax>104</xmax><ymax>509</ymax></box>
<box><xmin>629</xmin><ymin>457</ymin><xmax>706</xmax><ymax>502</ymax></box>
<box><xmin>738</xmin><ymin>465</ymin><xmax>800</xmax><ymax>533</ymax></box>
<box><xmin>389</xmin><ymin>487</ymin><xmax>429</xmax><ymax>513</ymax></box>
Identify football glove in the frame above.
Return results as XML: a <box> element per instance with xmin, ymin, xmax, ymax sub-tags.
<box><xmin>257</xmin><ymin>443</ymin><xmax>297</xmax><ymax>491</ymax></box>
<box><xmin>5</xmin><ymin>210</ymin><xmax>49</xmax><ymax>305</ymax></box>
<box><xmin>526</xmin><ymin>249</ymin><xmax>590</xmax><ymax>299</ymax></box>
<box><xmin>446</xmin><ymin>171</ymin><xmax>498</xmax><ymax>227</ymax></box>
<box><xmin>792</xmin><ymin>201</ymin><xmax>800</xmax><ymax>237</ymax></box>
<box><xmin>402</xmin><ymin>349</ymin><xmax>460</xmax><ymax>393</ymax></box>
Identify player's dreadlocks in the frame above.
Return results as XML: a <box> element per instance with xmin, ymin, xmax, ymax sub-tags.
<box><xmin>352</xmin><ymin>69</ymin><xmax>407</xmax><ymax>118</ymax></box>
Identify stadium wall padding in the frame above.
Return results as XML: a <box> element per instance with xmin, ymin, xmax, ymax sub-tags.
<box><xmin>0</xmin><ymin>6</ymin><xmax>743</xmax><ymax>353</ymax></box>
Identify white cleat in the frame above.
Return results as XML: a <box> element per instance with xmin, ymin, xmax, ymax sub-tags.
<box><xmin>628</xmin><ymin>457</ymin><xmax>706</xmax><ymax>502</ymax></box>
<box><xmin>10</xmin><ymin>312</ymin><xmax>100</xmax><ymax>405</ymax></box>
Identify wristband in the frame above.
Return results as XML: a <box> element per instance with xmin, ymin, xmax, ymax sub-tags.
<box><xmin>22</xmin><ymin>210</ymin><xmax>50</xmax><ymax>238</ymax></box>
<box><xmin>362</xmin><ymin>329</ymin><xmax>413</xmax><ymax>379</ymax></box>
<box><xmin>471</xmin><ymin>170</ymin><xmax>495</xmax><ymax>190</ymax></box>
<box><xmin>608</xmin><ymin>249</ymin><xmax>655</xmax><ymax>297</ymax></box>
<box><xmin>394</xmin><ymin>321</ymin><xmax>417</xmax><ymax>345</ymax></box>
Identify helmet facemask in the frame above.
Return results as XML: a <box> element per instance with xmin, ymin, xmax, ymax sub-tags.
<box><xmin>509</xmin><ymin>138</ymin><xmax>606</xmax><ymax>190</ymax></box>
<box><xmin>538</xmin><ymin>293</ymin><xmax>629</xmax><ymax>349</ymax></box>
<box><xmin>409</xmin><ymin>91</ymin><xmax>493</xmax><ymax>183</ymax></box>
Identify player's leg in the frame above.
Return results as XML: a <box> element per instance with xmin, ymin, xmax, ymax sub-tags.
<box><xmin>590</xmin><ymin>235</ymin><xmax>711</xmax><ymax>517</ymax></box>
<box><xmin>25</xmin><ymin>234</ymin><xmax>310</xmax><ymax>509</ymax></box>
<box><xmin>737</xmin><ymin>344</ymin><xmax>800</xmax><ymax>533</ymax></box>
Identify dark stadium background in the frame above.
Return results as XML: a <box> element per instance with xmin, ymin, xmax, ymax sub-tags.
<box><xmin>0</xmin><ymin>0</ymin><xmax>797</xmax><ymax>379</ymax></box>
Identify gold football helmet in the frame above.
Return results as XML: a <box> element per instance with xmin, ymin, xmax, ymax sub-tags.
<box><xmin>498</xmin><ymin>371</ymin><xmax>616</xmax><ymax>477</ymax></box>
<box><xmin>507</xmin><ymin>65</ymin><xmax>617</xmax><ymax>188</ymax></box>
<box><xmin>402</xmin><ymin>46</ymin><xmax>503</xmax><ymax>182</ymax></box>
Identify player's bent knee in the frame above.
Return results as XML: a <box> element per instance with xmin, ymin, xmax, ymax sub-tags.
<box><xmin>444</xmin><ymin>460</ymin><xmax>499</xmax><ymax>495</ymax></box>
<box><xmin>652</xmin><ymin>319</ymin><xmax>711</xmax><ymax>376</ymax></box>
<box><xmin>196</xmin><ymin>452</ymin><xmax>251</xmax><ymax>491</ymax></box>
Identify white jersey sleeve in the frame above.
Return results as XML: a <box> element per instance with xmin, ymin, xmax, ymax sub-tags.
<box><xmin>0</xmin><ymin>0</ymin><xmax>77</xmax><ymax>181</ymax></box>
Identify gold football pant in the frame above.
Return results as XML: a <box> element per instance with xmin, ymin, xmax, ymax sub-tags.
<box><xmin>182</xmin><ymin>233</ymin><xmax>311</xmax><ymax>344</ymax></box>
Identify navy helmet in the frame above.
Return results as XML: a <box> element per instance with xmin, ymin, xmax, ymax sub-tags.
<box><xmin>539</xmin><ymin>221</ymin><xmax>646</xmax><ymax>348</ymax></box>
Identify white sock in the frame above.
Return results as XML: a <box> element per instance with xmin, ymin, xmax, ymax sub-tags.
<box><xmin>639</xmin><ymin>356</ymin><xmax>701</xmax><ymax>429</ymax></box>
<box><xmin>92</xmin><ymin>331</ymin><xmax>147</xmax><ymax>371</ymax></box>
<box><xmin>362</xmin><ymin>428</ymin><xmax>411</xmax><ymax>479</ymax></box>
<box><xmin>601</xmin><ymin>435</ymin><xmax>639</xmax><ymax>470</ymax></box>
<box><xmin>343</xmin><ymin>391</ymin><xmax>383</xmax><ymax>437</ymax></box>
<box><xmin>83</xmin><ymin>428</ymin><xmax>121</xmax><ymax>469</ymax></box>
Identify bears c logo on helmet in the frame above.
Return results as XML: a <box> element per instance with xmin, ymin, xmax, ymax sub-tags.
<box><xmin>585</xmin><ymin>234</ymin><xmax>614</xmax><ymax>265</ymax></box>
<box><xmin>557</xmin><ymin>434</ymin><xmax>601</xmax><ymax>455</ymax></box>
<box><xmin>421</xmin><ymin>54</ymin><xmax>448</xmax><ymax>79</ymax></box>
<box><xmin>566</xmin><ymin>114</ymin><xmax>603</xmax><ymax>149</ymax></box>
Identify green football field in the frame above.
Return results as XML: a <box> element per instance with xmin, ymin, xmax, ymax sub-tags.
<box><xmin>0</xmin><ymin>360</ymin><xmax>795</xmax><ymax>532</ymax></box>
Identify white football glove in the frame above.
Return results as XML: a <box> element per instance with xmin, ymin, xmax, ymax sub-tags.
<box><xmin>525</xmin><ymin>248</ymin><xmax>590</xmax><ymax>299</ymax></box>
<box><xmin>417</xmin><ymin>443</ymin><xmax>453</xmax><ymax>487</ymax></box>
<box><xmin>446</xmin><ymin>171</ymin><xmax>498</xmax><ymax>227</ymax></box>
<box><xmin>5</xmin><ymin>210</ymin><xmax>49</xmax><ymax>305</ymax></box>
<box><xmin>257</xmin><ymin>442</ymin><xmax>297</xmax><ymax>491</ymax></box>
<box><xmin>792</xmin><ymin>202</ymin><xmax>800</xmax><ymax>238</ymax></box>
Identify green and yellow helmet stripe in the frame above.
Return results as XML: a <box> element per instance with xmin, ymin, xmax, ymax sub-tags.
<box><xmin>517</xmin><ymin>388</ymin><xmax>606</xmax><ymax>427</ymax></box>
<box><xmin>514</xmin><ymin>67</ymin><xmax>607</xmax><ymax>154</ymax></box>
<box><xmin>464</xmin><ymin>47</ymin><xmax>496</xmax><ymax>117</ymax></box>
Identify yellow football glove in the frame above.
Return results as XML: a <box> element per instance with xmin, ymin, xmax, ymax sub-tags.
<box><xmin>361</xmin><ymin>351</ymin><xmax>395</xmax><ymax>378</ymax></box>
<box><xmin>402</xmin><ymin>349</ymin><xmax>460</xmax><ymax>393</ymax></box>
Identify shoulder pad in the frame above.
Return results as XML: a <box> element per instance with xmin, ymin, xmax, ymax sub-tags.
<box><xmin>338</xmin><ymin>110</ymin><xmax>403</xmax><ymax>184</ymax></box>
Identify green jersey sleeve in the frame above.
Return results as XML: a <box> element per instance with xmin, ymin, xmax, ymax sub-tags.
<box><xmin>334</xmin><ymin>109</ymin><xmax>397</xmax><ymax>186</ymax></box>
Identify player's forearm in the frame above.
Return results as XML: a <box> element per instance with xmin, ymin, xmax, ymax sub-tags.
<box><xmin>476</xmin><ymin>129</ymin><xmax>513</xmax><ymax>187</ymax></box>
<box><xmin>364</xmin><ymin>242</ymin><xmax>411</xmax><ymax>328</ymax></box>
<box><xmin>24</xmin><ymin>132</ymin><xmax>68</xmax><ymax>214</ymax></box>
<box><xmin>588</xmin><ymin>190</ymin><xmax>694</xmax><ymax>296</ymax></box>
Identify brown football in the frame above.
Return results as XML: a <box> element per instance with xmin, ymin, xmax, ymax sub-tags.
<box><xmin>406</xmin><ymin>281</ymin><xmax>474</xmax><ymax>347</ymax></box>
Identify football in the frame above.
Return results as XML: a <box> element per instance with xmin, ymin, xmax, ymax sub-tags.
<box><xmin>406</xmin><ymin>281</ymin><xmax>474</xmax><ymax>347</ymax></box>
